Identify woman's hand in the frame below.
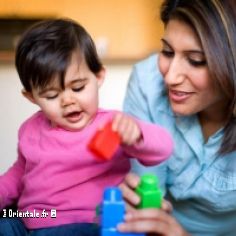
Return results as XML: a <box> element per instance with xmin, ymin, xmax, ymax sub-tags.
<box><xmin>119</xmin><ymin>173</ymin><xmax>189</xmax><ymax>236</ymax></box>
<box><xmin>119</xmin><ymin>172</ymin><xmax>142</xmax><ymax>210</ymax></box>
<box><xmin>112</xmin><ymin>113</ymin><xmax>142</xmax><ymax>146</ymax></box>
<box><xmin>117</xmin><ymin>208</ymin><xmax>190</xmax><ymax>236</ymax></box>
<box><xmin>119</xmin><ymin>173</ymin><xmax>172</xmax><ymax>212</ymax></box>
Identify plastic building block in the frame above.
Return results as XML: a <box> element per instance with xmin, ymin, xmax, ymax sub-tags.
<box><xmin>88</xmin><ymin>121</ymin><xmax>121</xmax><ymax>160</ymax></box>
<box><xmin>135</xmin><ymin>174</ymin><xmax>162</xmax><ymax>209</ymax></box>
<box><xmin>101</xmin><ymin>187</ymin><xmax>125</xmax><ymax>229</ymax></box>
<box><xmin>101</xmin><ymin>187</ymin><xmax>145</xmax><ymax>236</ymax></box>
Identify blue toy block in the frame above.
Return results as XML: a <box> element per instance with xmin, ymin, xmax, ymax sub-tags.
<box><xmin>102</xmin><ymin>187</ymin><xmax>124</xmax><ymax>228</ymax></box>
<box><xmin>101</xmin><ymin>187</ymin><xmax>145</xmax><ymax>236</ymax></box>
<box><xmin>102</xmin><ymin>229</ymin><xmax>144</xmax><ymax>236</ymax></box>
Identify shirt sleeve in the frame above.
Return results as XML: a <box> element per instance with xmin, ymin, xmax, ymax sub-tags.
<box><xmin>0</xmin><ymin>146</ymin><xmax>25</xmax><ymax>210</ymax></box>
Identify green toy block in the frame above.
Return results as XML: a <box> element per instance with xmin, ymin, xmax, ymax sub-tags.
<box><xmin>135</xmin><ymin>174</ymin><xmax>162</xmax><ymax>209</ymax></box>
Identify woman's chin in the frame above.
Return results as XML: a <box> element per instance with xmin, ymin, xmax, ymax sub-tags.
<box><xmin>172</xmin><ymin>108</ymin><xmax>194</xmax><ymax>117</ymax></box>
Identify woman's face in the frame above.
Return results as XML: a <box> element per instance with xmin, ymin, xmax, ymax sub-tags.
<box><xmin>159</xmin><ymin>19</ymin><xmax>226</xmax><ymax>118</ymax></box>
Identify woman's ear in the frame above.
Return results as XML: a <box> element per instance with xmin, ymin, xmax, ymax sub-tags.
<box><xmin>22</xmin><ymin>89</ymin><xmax>36</xmax><ymax>104</ymax></box>
<box><xmin>96</xmin><ymin>67</ymin><xmax>106</xmax><ymax>88</ymax></box>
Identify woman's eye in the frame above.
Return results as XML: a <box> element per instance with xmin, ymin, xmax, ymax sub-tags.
<box><xmin>73</xmin><ymin>86</ymin><xmax>85</xmax><ymax>92</ymax></box>
<box><xmin>160</xmin><ymin>49</ymin><xmax>174</xmax><ymax>58</ymax></box>
<box><xmin>188</xmin><ymin>58</ymin><xmax>207</xmax><ymax>67</ymax></box>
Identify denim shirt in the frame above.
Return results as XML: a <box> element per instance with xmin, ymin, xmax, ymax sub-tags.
<box><xmin>123</xmin><ymin>54</ymin><xmax>236</xmax><ymax>236</ymax></box>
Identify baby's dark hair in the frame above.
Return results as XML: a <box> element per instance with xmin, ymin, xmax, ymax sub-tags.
<box><xmin>15</xmin><ymin>18</ymin><xmax>103</xmax><ymax>92</ymax></box>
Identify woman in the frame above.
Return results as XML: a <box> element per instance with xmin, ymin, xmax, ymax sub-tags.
<box><xmin>119</xmin><ymin>0</ymin><xmax>236</xmax><ymax>235</ymax></box>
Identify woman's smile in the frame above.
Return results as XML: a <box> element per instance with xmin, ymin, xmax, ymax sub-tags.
<box><xmin>168</xmin><ymin>89</ymin><xmax>194</xmax><ymax>103</ymax></box>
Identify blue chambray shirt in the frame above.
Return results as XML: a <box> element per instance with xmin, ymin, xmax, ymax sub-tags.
<box><xmin>123</xmin><ymin>54</ymin><xmax>236</xmax><ymax>236</ymax></box>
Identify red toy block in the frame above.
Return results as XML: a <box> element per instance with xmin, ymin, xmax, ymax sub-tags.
<box><xmin>88</xmin><ymin>121</ymin><xmax>121</xmax><ymax>160</ymax></box>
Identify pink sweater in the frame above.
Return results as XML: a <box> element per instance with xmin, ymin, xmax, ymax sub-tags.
<box><xmin>0</xmin><ymin>109</ymin><xmax>173</xmax><ymax>229</ymax></box>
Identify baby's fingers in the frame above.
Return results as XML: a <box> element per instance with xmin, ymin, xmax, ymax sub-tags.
<box><xmin>112</xmin><ymin>113</ymin><xmax>141</xmax><ymax>145</ymax></box>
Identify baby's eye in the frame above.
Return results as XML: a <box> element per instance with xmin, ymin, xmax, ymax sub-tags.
<box><xmin>73</xmin><ymin>86</ymin><xmax>85</xmax><ymax>92</ymax></box>
<box><xmin>46</xmin><ymin>94</ymin><xmax>58</xmax><ymax>100</ymax></box>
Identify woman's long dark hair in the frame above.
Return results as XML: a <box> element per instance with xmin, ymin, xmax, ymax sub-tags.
<box><xmin>160</xmin><ymin>0</ymin><xmax>236</xmax><ymax>155</ymax></box>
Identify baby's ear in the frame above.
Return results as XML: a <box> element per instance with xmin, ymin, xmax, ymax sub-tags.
<box><xmin>96</xmin><ymin>67</ymin><xmax>106</xmax><ymax>88</ymax></box>
<box><xmin>22</xmin><ymin>89</ymin><xmax>36</xmax><ymax>104</ymax></box>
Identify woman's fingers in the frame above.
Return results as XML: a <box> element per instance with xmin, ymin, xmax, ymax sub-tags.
<box><xmin>117</xmin><ymin>209</ymin><xmax>171</xmax><ymax>235</ymax></box>
<box><xmin>119</xmin><ymin>173</ymin><xmax>141</xmax><ymax>206</ymax></box>
<box><xmin>118</xmin><ymin>174</ymin><xmax>187</xmax><ymax>236</ymax></box>
<box><xmin>118</xmin><ymin>218</ymin><xmax>168</xmax><ymax>234</ymax></box>
<box><xmin>118</xmin><ymin>209</ymin><xmax>188</xmax><ymax>236</ymax></box>
<box><xmin>124</xmin><ymin>172</ymin><xmax>140</xmax><ymax>188</ymax></box>
<box><xmin>119</xmin><ymin>173</ymin><xmax>173</xmax><ymax>216</ymax></box>
<box><xmin>124</xmin><ymin>202</ymin><xmax>137</xmax><ymax>212</ymax></box>
<box><xmin>161</xmin><ymin>199</ymin><xmax>173</xmax><ymax>213</ymax></box>
<box><xmin>125</xmin><ymin>208</ymin><xmax>174</xmax><ymax>224</ymax></box>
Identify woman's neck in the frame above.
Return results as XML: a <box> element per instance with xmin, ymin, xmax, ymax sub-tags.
<box><xmin>198</xmin><ymin>105</ymin><xmax>227</xmax><ymax>142</ymax></box>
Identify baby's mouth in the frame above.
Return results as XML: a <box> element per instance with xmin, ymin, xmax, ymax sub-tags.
<box><xmin>64</xmin><ymin>111</ymin><xmax>82</xmax><ymax>122</ymax></box>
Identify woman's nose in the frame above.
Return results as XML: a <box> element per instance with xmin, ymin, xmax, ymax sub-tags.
<box><xmin>164</xmin><ymin>58</ymin><xmax>186</xmax><ymax>86</ymax></box>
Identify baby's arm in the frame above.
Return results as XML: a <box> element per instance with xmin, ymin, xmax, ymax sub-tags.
<box><xmin>0</xmin><ymin>151</ymin><xmax>25</xmax><ymax>210</ymax></box>
<box><xmin>112</xmin><ymin>112</ymin><xmax>173</xmax><ymax>165</ymax></box>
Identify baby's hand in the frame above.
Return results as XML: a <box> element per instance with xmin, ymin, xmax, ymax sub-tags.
<box><xmin>112</xmin><ymin>113</ymin><xmax>142</xmax><ymax>146</ymax></box>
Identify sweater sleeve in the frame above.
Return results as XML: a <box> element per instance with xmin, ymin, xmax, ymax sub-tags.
<box><xmin>122</xmin><ymin>119</ymin><xmax>173</xmax><ymax>166</ymax></box>
<box><xmin>0</xmin><ymin>147</ymin><xmax>25</xmax><ymax>210</ymax></box>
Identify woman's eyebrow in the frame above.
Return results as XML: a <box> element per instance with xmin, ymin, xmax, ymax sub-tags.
<box><xmin>185</xmin><ymin>51</ymin><xmax>205</xmax><ymax>56</ymax></box>
<box><xmin>161</xmin><ymin>38</ymin><xmax>204</xmax><ymax>54</ymax></box>
<box><xmin>161</xmin><ymin>38</ymin><xmax>172</xmax><ymax>48</ymax></box>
